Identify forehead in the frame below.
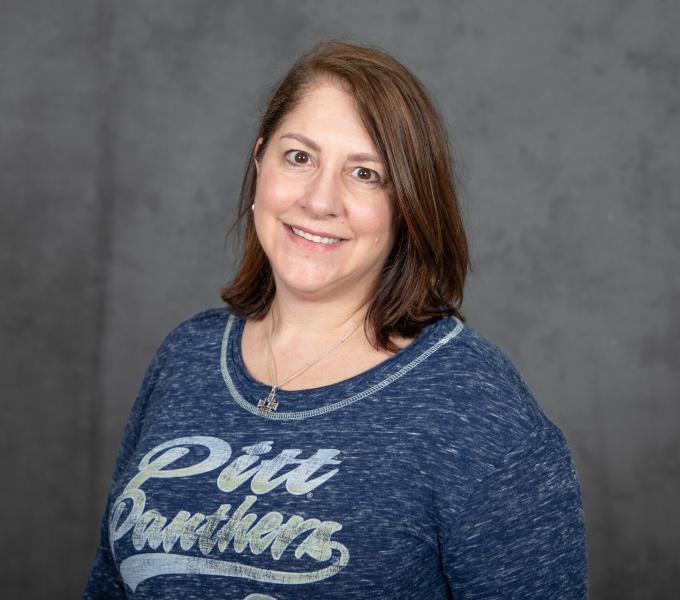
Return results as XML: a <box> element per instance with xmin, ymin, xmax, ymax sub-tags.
<box><xmin>276</xmin><ymin>80</ymin><xmax>377</xmax><ymax>150</ymax></box>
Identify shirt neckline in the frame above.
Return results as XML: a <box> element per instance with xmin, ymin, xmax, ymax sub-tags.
<box><xmin>220</xmin><ymin>312</ymin><xmax>465</xmax><ymax>420</ymax></box>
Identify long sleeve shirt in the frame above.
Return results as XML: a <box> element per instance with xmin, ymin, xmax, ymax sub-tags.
<box><xmin>84</xmin><ymin>308</ymin><xmax>587</xmax><ymax>599</ymax></box>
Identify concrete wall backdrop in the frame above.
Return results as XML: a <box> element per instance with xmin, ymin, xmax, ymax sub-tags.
<box><xmin>1</xmin><ymin>1</ymin><xmax>678</xmax><ymax>598</ymax></box>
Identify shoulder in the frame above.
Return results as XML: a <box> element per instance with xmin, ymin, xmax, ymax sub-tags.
<box><xmin>449</xmin><ymin>319</ymin><xmax>538</xmax><ymax>412</ymax></box>
<box><xmin>168</xmin><ymin>306</ymin><xmax>231</xmax><ymax>335</ymax></box>
<box><xmin>416</xmin><ymin>316</ymin><xmax>557</xmax><ymax>462</ymax></box>
<box><xmin>154</xmin><ymin>306</ymin><xmax>232</xmax><ymax>360</ymax></box>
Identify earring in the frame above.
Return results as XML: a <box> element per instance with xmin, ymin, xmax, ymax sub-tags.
<box><xmin>251</xmin><ymin>203</ymin><xmax>255</xmax><ymax>211</ymax></box>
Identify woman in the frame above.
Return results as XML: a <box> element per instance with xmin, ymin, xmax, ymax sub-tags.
<box><xmin>84</xmin><ymin>41</ymin><xmax>587</xmax><ymax>599</ymax></box>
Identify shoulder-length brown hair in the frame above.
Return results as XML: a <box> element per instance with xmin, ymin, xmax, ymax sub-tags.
<box><xmin>221</xmin><ymin>40</ymin><xmax>470</xmax><ymax>352</ymax></box>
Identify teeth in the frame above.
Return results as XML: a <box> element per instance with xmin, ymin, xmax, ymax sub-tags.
<box><xmin>291</xmin><ymin>226</ymin><xmax>342</xmax><ymax>245</ymax></box>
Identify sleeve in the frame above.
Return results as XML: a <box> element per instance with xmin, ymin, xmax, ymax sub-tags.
<box><xmin>440</xmin><ymin>426</ymin><xmax>588</xmax><ymax>600</ymax></box>
<box><xmin>82</xmin><ymin>343</ymin><xmax>167</xmax><ymax>599</ymax></box>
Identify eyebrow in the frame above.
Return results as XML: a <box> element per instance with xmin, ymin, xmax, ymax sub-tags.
<box><xmin>278</xmin><ymin>132</ymin><xmax>382</xmax><ymax>164</ymax></box>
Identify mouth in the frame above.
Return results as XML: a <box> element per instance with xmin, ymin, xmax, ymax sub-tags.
<box><xmin>286</xmin><ymin>224</ymin><xmax>346</xmax><ymax>246</ymax></box>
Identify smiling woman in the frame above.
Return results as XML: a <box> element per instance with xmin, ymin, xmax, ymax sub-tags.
<box><xmin>223</xmin><ymin>44</ymin><xmax>470</xmax><ymax>357</ymax></box>
<box><xmin>84</xmin><ymin>41</ymin><xmax>587</xmax><ymax>599</ymax></box>
<box><xmin>251</xmin><ymin>81</ymin><xmax>397</xmax><ymax>320</ymax></box>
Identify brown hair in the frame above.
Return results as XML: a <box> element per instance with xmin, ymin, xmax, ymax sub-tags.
<box><xmin>221</xmin><ymin>40</ymin><xmax>470</xmax><ymax>352</ymax></box>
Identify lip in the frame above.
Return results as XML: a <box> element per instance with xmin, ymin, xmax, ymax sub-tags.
<box><xmin>287</xmin><ymin>223</ymin><xmax>347</xmax><ymax>240</ymax></box>
<box><xmin>283</xmin><ymin>223</ymin><xmax>348</xmax><ymax>250</ymax></box>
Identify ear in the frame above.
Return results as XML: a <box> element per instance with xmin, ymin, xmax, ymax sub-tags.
<box><xmin>253</xmin><ymin>137</ymin><xmax>264</xmax><ymax>173</ymax></box>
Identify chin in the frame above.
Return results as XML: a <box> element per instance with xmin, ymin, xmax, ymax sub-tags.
<box><xmin>273</xmin><ymin>264</ymin><xmax>337</xmax><ymax>291</ymax></box>
<box><xmin>280</xmin><ymin>279</ymin><xmax>337</xmax><ymax>298</ymax></box>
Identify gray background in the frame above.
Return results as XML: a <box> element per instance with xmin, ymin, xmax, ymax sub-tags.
<box><xmin>1</xmin><ymin>1</ymin><xmax>678</xmax><ymax>598</ymax></box>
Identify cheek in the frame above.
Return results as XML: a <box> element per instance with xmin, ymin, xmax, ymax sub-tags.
<box><xmin>255</xmin><ymin>169</ymin><xmax>299</xmax><ymax>210</ymax></box>
<box><xmin>352</xmin><ymin>200</ymin><xmax>395</xmax><ymax>241</ymax></box>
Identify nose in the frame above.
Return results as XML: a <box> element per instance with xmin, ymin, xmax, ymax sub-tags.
<box><xmin>300</xmin><ymin>165</ymin><xmax>343</xmax><ymax>218</ymax></box>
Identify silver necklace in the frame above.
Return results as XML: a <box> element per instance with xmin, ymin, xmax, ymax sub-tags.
<box><xmin>257</xmin><ymin>309</ymin><xmax>364</xmax><ymax>416</ymax></box>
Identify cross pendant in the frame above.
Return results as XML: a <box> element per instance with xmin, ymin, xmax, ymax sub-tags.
<box><xmin>257</xmin><ymin>388</ymin><xmax>278</xmax><ymax>416</ymax></box>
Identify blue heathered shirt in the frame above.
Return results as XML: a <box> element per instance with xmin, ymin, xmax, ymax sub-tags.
<box><xmin>84</xmin><ymin>308</ymin><xmax>587</xmax><ymax>599</ymax></box>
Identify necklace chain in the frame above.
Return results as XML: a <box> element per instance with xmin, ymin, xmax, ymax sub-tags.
<box><xmin>257</xmin><ymin>307</ymin><xmax>364</xmax><ymax>416</ymax></box>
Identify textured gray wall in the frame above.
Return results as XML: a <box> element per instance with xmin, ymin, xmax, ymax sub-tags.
<box><xmin>2</xmin><ymin>1</ymin><xmax>678</xmax><ymax>598</ymax></box>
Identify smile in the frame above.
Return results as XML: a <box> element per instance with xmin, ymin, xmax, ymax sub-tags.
<box><xmin>290</xmin><ymin>226</ymin><xmax>343</xmax><ymax>245</ymax></box>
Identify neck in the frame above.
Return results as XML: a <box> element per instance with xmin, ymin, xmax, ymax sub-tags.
<box><xmin>266</xmin><ymin>288</ymin><xmax>372</xmax><ymax>348</ymax></box>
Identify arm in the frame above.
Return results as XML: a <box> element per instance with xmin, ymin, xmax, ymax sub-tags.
<box><xmin>82</xmin><ymin>345</ymin><xmax>166</xmax><ymax>598</ymax></box>
<box><xmin>440</xmin><ymin>427</ymin><xmax>588</xmax><ymax>599</ymax></box>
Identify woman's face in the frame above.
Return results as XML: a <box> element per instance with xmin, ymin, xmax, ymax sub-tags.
<box><xmin>252</xmin><ymin>80</ymin><xmax>397</xmax><ymax>304</ymax></box>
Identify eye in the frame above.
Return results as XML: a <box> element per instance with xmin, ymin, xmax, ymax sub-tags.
<box><xmin>352</xmin><ymin>166</ymin><xmax>381</xmax><ymax>184</ymax></box>
<box><xmin>284</xmin><ymin>150</ymin><xmax>311</xmax><ymax>165</ymax></box>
